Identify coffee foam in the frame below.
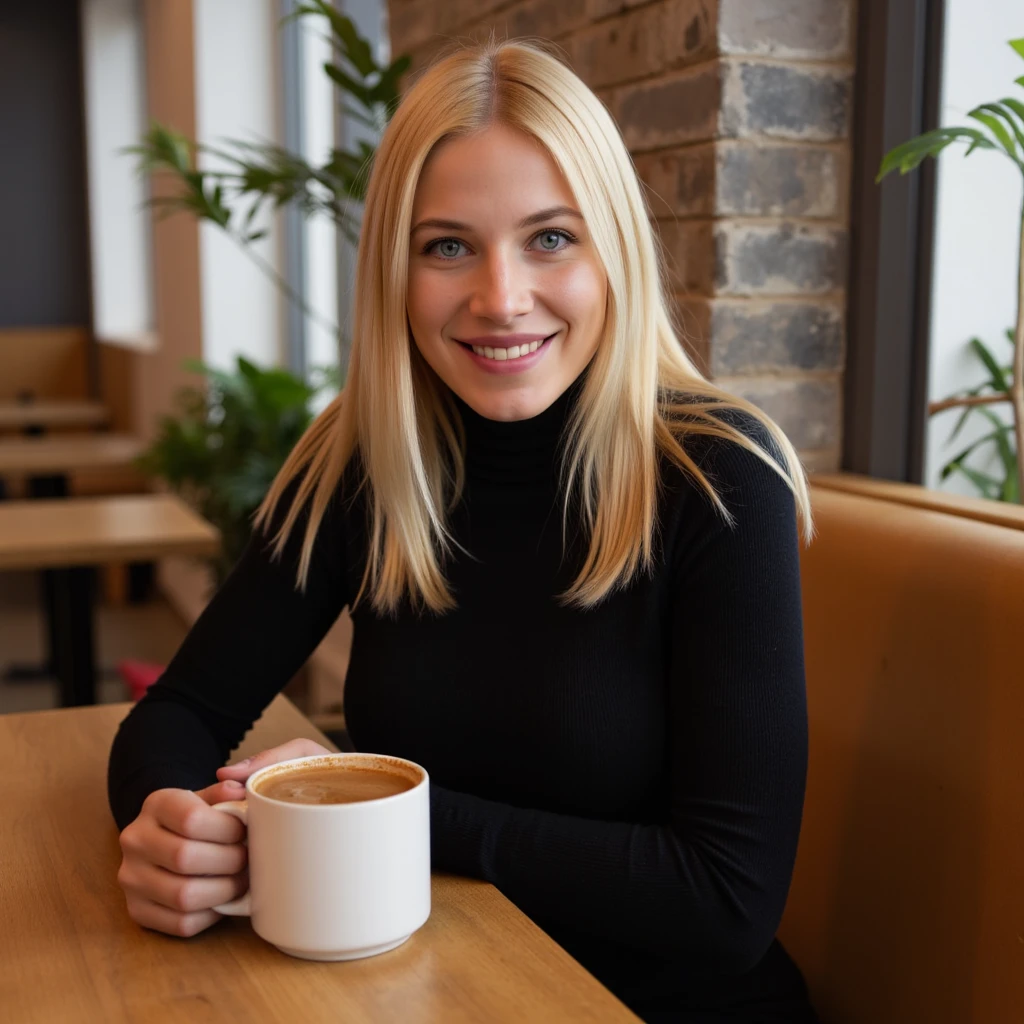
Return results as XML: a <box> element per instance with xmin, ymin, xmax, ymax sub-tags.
<box><xmin>252</xmin><ymin>753</ymin><xmax>424</xmax><ymax>800</ymax></box>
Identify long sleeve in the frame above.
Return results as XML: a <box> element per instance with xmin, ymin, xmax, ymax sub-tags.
<box><xmin>107</xmin><ymin>490</ymin><xmax>350</xmax><ymax>831</ymax></box>
<box><xmin>426</xmin><ymin>438</ymin><xmax>808</xmax><ymax>973</ymax></box>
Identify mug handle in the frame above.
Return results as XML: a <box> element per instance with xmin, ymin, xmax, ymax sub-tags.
<box><xmin>211</xmin><ymin>800</ymin><xmax>251</xmax><ymax>916</ymax></box>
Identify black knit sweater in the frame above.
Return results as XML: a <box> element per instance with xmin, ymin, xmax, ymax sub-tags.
<box><xmin>108</xmin><ymin>384</ymin><xmax>816</xmax><ymax>1022</ymax></box>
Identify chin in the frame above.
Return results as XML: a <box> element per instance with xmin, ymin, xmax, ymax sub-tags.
<box><xmin>457</xmin><ymin>384</ymin><xmax>553</xmax><ymax>423</ymax></box>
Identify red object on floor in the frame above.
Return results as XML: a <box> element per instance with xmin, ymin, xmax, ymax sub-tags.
<box><xmin>118</xmin><ymin>660</ymin><xmax>165</xmax><ymax>702</ymax></box>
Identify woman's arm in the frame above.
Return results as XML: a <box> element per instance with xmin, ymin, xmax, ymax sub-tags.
<box><xmin>429</xmin><ymin>438</ymin><xmax>808</xmax><ymax>973</ymax></box>
<box><xmin>107</xmin><ymin>490</ymin><xmax>350</xmax><ymax>831</ymax></box>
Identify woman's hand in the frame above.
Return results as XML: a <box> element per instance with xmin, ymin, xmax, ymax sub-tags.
<box><xmin>214</xmin><ymin>737</ymin><xmax>332</xmax><ymax>789</ymax></box>
<box><xmin>117</xmin><ymin>738</ymin><xmax>331</xmax><ymax>938</ymax></box>
<box><xmin>117</xmin><ymin>779</ymin><xmax>249</xmax><ymax>938</ymax></box>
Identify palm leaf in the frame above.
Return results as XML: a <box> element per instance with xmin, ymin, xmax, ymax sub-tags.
<box><xmin>975</xmin><ymin>407</ymin><xmax>1017</xmax><ymax>494</ymax></box>
<box><xmin>1001</xmin><ymin>96</ymin><xmax>1024</xmax><ymax>132</ymax></box>
<box><xmin>969</xmin><ymin>108</ymin><xmax>1021</xmax><ymax>161</ymax></box>
<box><xmin>324</xmin><ymin>62</ymin><xmax>373</xmax><ymax>109</ymax></box>
<box><xmin>877</xmin><ymin>127</ymin><xmax>997</xmax><ymax>181</ymax></box>
<box><xmin>976</xmin><ymin>102</ymin><xmax>1024</xmax><ymax>157</ymax></box>
<box><xmin>947</xmin><ymin>463</ymin><xmax>1002</xmax><ymax>499</ymax></box>
<box><xmin>945</xmin><ymin>381</ymin><xmax>991</xmax><ymax>442</ymax></box>
<box><xmin>942</xmin><ymin>428</ymin><xmax>1007</xmax><ymax>472</ymax></box>
<box><xmin>969</xmin><ymin>337</ymin><xmax>1011</xmax><ymax>392</ymax></box>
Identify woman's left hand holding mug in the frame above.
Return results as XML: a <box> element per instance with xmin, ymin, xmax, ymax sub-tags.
<box><xmin>216</xmin><ymin>737</ymin><xmax>333</xmax><ymax>788</ymax></box>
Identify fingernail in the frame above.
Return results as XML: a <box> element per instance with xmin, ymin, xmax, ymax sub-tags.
<box><xmin>237</xmin><ymin>757</ymin><xmax>252</xmax><ymax>767</ymax></box>
<box><xmin>225</xmin><ymin>779</ymin><xmax>244</xmax><ymax>788</ymax></box>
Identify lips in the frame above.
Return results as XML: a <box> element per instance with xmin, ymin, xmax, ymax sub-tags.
<box><xmin>457</xmin><ymin>333</ymin><xmax>551</xmax><ymax>348</ymax></box>
<box><xmin>455</xmin><ymin>332</ymin><xmax>557</xmax><ymax>363</ymax></box>
<box><xmin>457</xmin><ymin>331</ymin><xmax>557</xmax><ymax>373</ymax></box>
<box><xmin>469</xmin><ymin>339</ymin><xmax>542</xmax><ymax>362</ymax></box>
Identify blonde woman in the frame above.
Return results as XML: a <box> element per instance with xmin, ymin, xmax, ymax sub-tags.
<box><xmin>110</xmin><ymin>40</ymin><xmax>817</xmax><ymax>1023</ymax></box>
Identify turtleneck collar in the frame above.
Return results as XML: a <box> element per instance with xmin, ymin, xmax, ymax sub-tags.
<box><xmin>453</xmin><ymin>374</ymin><xmax>584</xmax><ymax>486</ymax></box>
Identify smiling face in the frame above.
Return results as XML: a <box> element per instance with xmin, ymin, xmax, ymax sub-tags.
<box><xmin>407</xmin><ymin>124</ymin><xmax>608</xmax><ymax>422</ymax></box>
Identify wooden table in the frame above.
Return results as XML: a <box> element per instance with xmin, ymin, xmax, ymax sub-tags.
<box><xmin>0</xmin><ymin>398</ymin><xmax>109</xmax><ymax>431</ymax></box>
<box><xmin>0</xmin><ymin>433</ymin><xmax>142</xmax><ymax>475</ymax></box>
<box><xmin>0</xmin><ymin>495</ymin><xmax>219</xmax><ymax>706</ymax></box>
<box><xmin>0</xmin><ymin>697</ymin><xmax>638</xmax><ymax>1023</ymax></box>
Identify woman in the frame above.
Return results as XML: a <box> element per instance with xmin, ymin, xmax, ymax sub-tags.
<box><xmin>111</xmin><ymin>40</ymin><xmax>817</xmax><ymax>1023</ymax></box>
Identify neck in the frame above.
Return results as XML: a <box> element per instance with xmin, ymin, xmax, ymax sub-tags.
<box><xmin>453</xmin><ymin>377</ymin><xmax>584</xmax><ymax>485</ymax></box>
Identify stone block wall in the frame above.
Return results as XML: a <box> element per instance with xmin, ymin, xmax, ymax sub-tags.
<box><xmin>387</xmin><ymin>0</ymin><xmax>856</xmax><ymax>469</ymax></box>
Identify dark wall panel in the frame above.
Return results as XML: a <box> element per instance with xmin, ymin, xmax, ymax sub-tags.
<box><xmin>0</xmin><ymin>1</ymin><xmax>91</xmax><ymax>327</ymax></box>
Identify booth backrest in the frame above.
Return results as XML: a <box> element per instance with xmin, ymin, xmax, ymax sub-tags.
<box><xmin>0</xmin><ymin>326</ymin><xmax>90</xmax><ymax>401</ymax></box>
<box><xmin>780</xmin><ymin>484</ymin><xmax>1024</xmax><ymax>1024</ymax></box>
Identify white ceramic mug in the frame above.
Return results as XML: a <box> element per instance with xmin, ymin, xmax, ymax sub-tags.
<box><xmin>212</xmin><ymin>752</ymin><xmax>431</xmax><ymax>961</ymax></box>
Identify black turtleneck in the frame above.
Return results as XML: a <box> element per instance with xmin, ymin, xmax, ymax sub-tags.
<box><xmin>108</xmin><ymin>384</ymin><xmax>815</xmax><ymax>1023</ymax></box>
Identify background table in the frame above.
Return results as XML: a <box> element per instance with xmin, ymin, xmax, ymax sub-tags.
<box><xmin>0</xmin><ymin>696</ymin><xmax>639</xmax><ymax>1023</ymax></box>
<box><xmin>0</xmin><ymin>399</ymin><xmax>109</xmax><ymax>431</ymax></box>
<box><xmin>0</xmin><ymin>433</ymin><xmax>142</xmax><ymax>475</ymax></box>
<box><xmin>0</xmin><ymin>495</ymin><xmax>220</xmax><ymax>705</ymax></box>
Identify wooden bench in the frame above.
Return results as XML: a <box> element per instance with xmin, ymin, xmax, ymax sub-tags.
<box><xmin>778</xmin><ymin>478</ymin><xmax>1024</xmax><ymax>1022</ymax></box>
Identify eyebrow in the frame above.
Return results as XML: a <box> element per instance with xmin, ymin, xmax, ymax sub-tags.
<box><xmin>410</xmin><ymin>205</ymin><xmax>584</xmax><ymax>234</ymax></box>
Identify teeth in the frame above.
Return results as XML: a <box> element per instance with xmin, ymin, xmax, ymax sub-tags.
<box><xmin>470</xmin><ymin>339</ymin><xmax>546</xmax><ymax>362</ymax></box>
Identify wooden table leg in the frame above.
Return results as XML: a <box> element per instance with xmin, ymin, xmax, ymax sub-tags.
<box><xmin>50</xmin><ymin>567</ymin><xmax>97</xmax><ymax>707</ymax></box>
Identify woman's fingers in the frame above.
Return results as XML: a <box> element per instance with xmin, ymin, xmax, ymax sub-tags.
<box><xmin>215</xmin><ymin>738</ymin><xmax>332</xmax><ymax>784</ymax></box>
<box><xmin>144</xmin><ymin>788</ymin><xmax>247</xmax><ymax>845</ymax></box>
<box><xmin>122</xmin><ymin>894</ymin><xmax>224</xmax><ymax>939</ymax></box>
<box><xmin>122</xmin><ymin>816</ymin><xmax>247</xmax><ymax>876</ymax></box>
<box><xmin>196</xmin><ymin>779</ymin><xmax>248</xmax><ymax>807</ymax></box>
<box><xmin>119</xmin><ymin>857</ymin><xmax>249</xmax><ymax>914</ymax></box>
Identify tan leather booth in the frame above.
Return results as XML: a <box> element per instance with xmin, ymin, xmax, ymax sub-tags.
<box><xmin>780</xmin><ymin>477</ymin><xmax>1024</xmax><ymax>1023</ymax></box>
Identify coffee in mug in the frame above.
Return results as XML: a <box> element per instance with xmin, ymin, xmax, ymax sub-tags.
<box><xmin>254</xmin><ymin>761</ymin><xmax>417</xmax><ymax>805</ymax></box>
<box><xmin>213</xmin><ymin>752</ymin><xmax>430</xmax><ymax>961</ymax></box>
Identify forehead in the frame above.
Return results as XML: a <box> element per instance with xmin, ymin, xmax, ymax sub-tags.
<box><xmin>412</xmin><ymin>124</ymin><xmax>575</xmax><ymax>216</ymax></box>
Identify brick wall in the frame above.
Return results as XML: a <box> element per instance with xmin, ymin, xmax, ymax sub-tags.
<box><xmin>388</xmin><ymin>0</ymin><xmax>855</xmax><ymax>469</ymax></box>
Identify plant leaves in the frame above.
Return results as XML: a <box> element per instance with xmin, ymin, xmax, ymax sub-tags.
<box><xmin>975</xmin><ymin>407</ymin><xmax>1017</xmax><ymax>489</ymax></box>
<box><xmin>332</xmin><ymin>13</ymin><xmax>377</xmax><ymax>77</ymax></box>
<box><xmin>943</xmin><ymin>428</ymin><xmax>1007</xmax><ymax>470</ymax></box>
<box><xmin>1011</xmin><ymin>38</ymin><xmax>1024</xmax><ymax>61</ymax></box>
<box><xmin>947</xmin><ymin>462</ymin><xmax>1002</xmax><ymax>499</ymax></box>
<box><xmin>877</xmin><ymin>127</ymin><xmax>997</xmax><ymax>181</ymax></box>
<box><xmin>977</xmin><ymin>102</ymin><xmax>1024</xmax><ymax>158</ymax></box>
<box><xmin>969</xmin><ymin>336</ymin><xmax>1011</xmax><ymax>392</ymax></box>
<box><xmin>968</xmin><ymin>108</ymin><xmax>1021</xmax><ymax>161</ymax></box>
<box><xmin>324</xmin><ymin>62</ymin><xmax>373</xmax><ymax>109</ymax></box>
<box><xmin>1001</xmin><ymin>95</ymin><xmax>1024</xmax><ymax>126</ymax></box>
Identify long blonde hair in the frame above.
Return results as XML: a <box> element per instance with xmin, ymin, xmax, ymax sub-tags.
<box><xmin>256</xmin><ymin>38</ymin><xmax>812</xmax><ymax>614</ymax></box>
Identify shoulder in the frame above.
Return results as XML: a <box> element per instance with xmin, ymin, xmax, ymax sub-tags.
<box><xmin>660</xmin><ymin>399</ymin><xmax>790</xmax><ymax>505</ymax></box>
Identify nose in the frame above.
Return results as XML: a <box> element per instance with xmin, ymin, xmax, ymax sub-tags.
<box><xmin>467</xmin><ymin>248</ymin><xmax>533</xmax><ymax>324</ymax></box>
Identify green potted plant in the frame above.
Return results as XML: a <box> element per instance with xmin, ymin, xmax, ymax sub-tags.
<box><xmin>129</xmin><ymin>2</ymin><xmax>409</xmax><ymax>338</ymax></box>
<box><xmin>132</xmin><ymin>7</ymin><xmax>408</xmax><ymax>575</ymax></box>
<box><xmin>878</xmin><ymin>37</ymin><xmax>1024</xmax><ymax>503</ymax></box>
<box><xmin>138</xmin><ymin>358</ymin><xmax>337</xmax><ymax>582</ymax></box>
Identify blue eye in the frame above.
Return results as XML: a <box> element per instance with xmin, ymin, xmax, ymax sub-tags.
<box><xmin>427</xmin><ymin>238</ymin><xmax>467</xmax><ymax>260</ymax></box>
<box><xmin>531</xmin><ymin>229</ymin><xmax>575</xmax><ymax>252</ymax></box>
<box><xmin>422</xmin><ymin>228</ymin><xmax>577</xmax><ymax>260</ymax></box>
